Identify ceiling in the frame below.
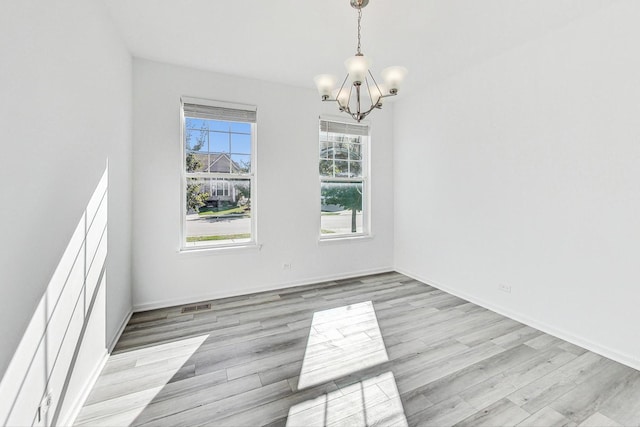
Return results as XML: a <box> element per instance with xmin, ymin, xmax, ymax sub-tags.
<box><xmin>103</xmin><ymin>0</ymin><xmax>615</xmax><ymax>90</ymax></box>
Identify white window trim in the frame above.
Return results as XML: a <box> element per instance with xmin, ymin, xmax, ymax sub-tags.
<box><xmin>319</xmin><ymin>115</ymin><xmax>371</xmax><ymax>241</ymax></box>
<box><xmin>179</xmin><ymin>98</ymin><xmax>258</xmax><ymax>252</ymax></box>
<box><xmin>318</xmin><ymin>234</ymin><xmax>375</xmax><ymax>245</ymax></box>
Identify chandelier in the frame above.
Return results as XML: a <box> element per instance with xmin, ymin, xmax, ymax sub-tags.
<box><xmin>314</xmin><ymin>0</ymin><xmax>407</xmax><ymax>122</ymax></box>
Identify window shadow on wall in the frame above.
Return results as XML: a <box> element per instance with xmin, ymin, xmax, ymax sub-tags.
<box><xmin>0</xmin><ymin>163</ymin><xmax>109</xmax><ymax>426</ymax></box>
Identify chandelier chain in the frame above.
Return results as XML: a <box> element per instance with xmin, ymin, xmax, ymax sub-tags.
<box><xmin>357</xmin><ymin>7</ymin><xmax>362</xmax><ymax>55</ymax></box>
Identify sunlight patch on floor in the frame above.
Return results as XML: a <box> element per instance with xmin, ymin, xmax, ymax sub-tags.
<box><xmin>74</xmin><ymin>334</ymin><xmax>209</xmax><ymax>426</ymax></box>
<box><xmin>297</xmin><ymin>301</ymin><xmax>389</xmax><ymax>390</ymax></box>
<box><xmin>286</xmin><ymin>371</ymin><xmax>408</xmax><ymax>427</ymax></box>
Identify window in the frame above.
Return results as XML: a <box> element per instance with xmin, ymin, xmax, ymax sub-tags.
<box><xmin>181</xmin><ymin>98</ymin><xmax>256</xmax><ymax>249</ymax></box>
<box><xmin>319</xmin><ymin>119</ymin><xmax>369</xmax><ymax>238</ymax></box>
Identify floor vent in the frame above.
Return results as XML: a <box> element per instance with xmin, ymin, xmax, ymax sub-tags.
<box><xmin>181</xmin><ymin>303</ymin><xmax>212</xmax><ymax>313</ymax></box>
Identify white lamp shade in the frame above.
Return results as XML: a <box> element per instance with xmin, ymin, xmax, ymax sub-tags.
<box><xmin>314</xmin><ymin>74</ymin><xmax>337</xmax><ymax>98</ymax></box>
<box><xmin>344</xmin><ymin>55</ymin><xmax>372</xmax><ymax>84</ymax></box>
<box><xmin>369</xmin><ymin>83</ymin><xmax>387</xmax><ymax>104</ymax></box>
<box><xmin>332</xmin><ymin>88</ymin><xmax>350</xmax><ymax>109</ymax></box>
<box><xmin>381</xmin><ymin>66</ymin><xmax>408</xmax><ymax>92</ymax></box>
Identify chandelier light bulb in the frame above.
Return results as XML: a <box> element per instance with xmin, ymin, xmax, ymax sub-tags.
<box><xmin>344</xmin><ymin>55</ymin><xmax>372</xmax><ymax>85</ymax></box>
<box><xmin>381</xmin><ymin>66</ymin><xmax>408</xmax><ymax>94</ymax></box>
<box><xmin>332</xmin><ymin>88</ymin><xmax>351</xmax><ymax>109</ymax></box>
<box><xmin>369</xmin><ymin>82</ymin><xmax>387</xmax><ymax>105</ymax></box>
<box><xmin>314</xmin><ymin>74</ymin><xmax>337</xmax><ymax>100</ymax></box>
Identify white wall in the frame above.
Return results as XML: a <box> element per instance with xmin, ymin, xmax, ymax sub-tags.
<box><xmin>0</xmin><ymin>1</ymin><xmax>132</xmax><ymax>425</ymax></box>
<box><xmin>394</xmin><ymin>1</ymin><xmax>640</xmax><ymax>369</ymax></box>
<box><xmin>132</xmin><ymin>59</ymin><xmax>394</xmax><ymax>309</ymax></box>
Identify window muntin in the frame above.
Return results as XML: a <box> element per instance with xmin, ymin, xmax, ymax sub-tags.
<box><xmin>182</xmin><ymin>100</ymin><xmax>256</xmax><ymax>250</ymax></box>
<box><xmin>319</xmin><ymin>119</ymin><xmax>369</xmax><ymax>238</ymax></box>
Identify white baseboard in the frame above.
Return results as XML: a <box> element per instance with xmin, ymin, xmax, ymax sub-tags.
<box><xmin>133</xmin><ymin>266</ymin><xmax>395</xmax><ymax>312</ymax></box>
<box><xmin>109</xmin><ymin>309</ymin><xmax>133</xmax><ymax>353</ymax></box>
<box><xmin>59</xmin><ymin>349</ymin><xmax>108</xmax><ymax>427</ymax></box>
<box><xmin>396</xmin><ymin>267</ymin><xmax>640</xmax><ymax>372</ymax></box>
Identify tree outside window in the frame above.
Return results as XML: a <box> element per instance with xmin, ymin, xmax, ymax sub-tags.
<box><xmin>319</xmin><ymin>120</ymin><xmax>369</xmax><ymax>237</ymax></box>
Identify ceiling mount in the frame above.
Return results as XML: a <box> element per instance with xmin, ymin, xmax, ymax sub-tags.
<box><xmin>350</xmin><ymin>0</ymin><xmax>369</xmax><ymax>9</ymax></box>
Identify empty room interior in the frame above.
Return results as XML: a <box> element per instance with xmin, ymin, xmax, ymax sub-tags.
<box><xmin>2</xmin><ymin>0</ymin><xmax>640</xmax><ymax>426</ymax></box>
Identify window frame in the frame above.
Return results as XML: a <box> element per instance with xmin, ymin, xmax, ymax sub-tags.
<box><xmin>179</xmin><ymin>97</ymin><xmax>258</xmax><ymax>252</ymax></box>
<box><xmin>319</xmin><ymin>116</ymin><xmax>371</xmax><ymax>240</ymax></box>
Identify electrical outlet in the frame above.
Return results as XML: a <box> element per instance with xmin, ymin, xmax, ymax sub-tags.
<box><xmin>283</xmin><ymin>263</ymin><xmax>292</xmax><ymax>271</ymax></box>
<box><xmin>498</xmin><ymin>284</ymin><xmax>512</xmax><ymax>293</ymax></box>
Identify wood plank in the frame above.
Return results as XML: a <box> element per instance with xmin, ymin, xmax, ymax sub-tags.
<box><xmin>578</xmin><ymin>412</ymin><xmax>621</xmax><ymax>427</ymax></box>
<box><xmin>550</xmin><ymin>362</ymin><xmax>631</xmax><ymax>424</ymax></box>
<box><xmin>598</xmin><ymin>369</ymin><xmax>640</xmax><ymax>426</ymax></box>
<box><xmin>407</xmin><ymin>396</ymin><xmax>477</xmax><ymax>427</ymax></box>
<box><xmin>454</xmin><ymin>398</ymin><xmax>530</xmax><ymax>427</ymax></box>
<box><xmin>516</xmin><ymin>406</ymin><xmax>574</xmax><ymax>427</ymax></box>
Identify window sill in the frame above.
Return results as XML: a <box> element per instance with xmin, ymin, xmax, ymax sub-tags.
<box><xmin>318</xmin><ymin>234</ymin><xmax>374</xmax><ymax>245</ymax></box>
<box><xmin>178</xmin><ymin>242</ymin><xmax>262</xmax><ymax>256</ymax></box>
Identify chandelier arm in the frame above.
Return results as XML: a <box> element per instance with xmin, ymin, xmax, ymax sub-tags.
<box><xmin>340</xmin><ymin>102</ymin><xmax>358</xmax><ymax>122</ymax></box>
<box><xmin>348</xmin><ymin>81</ymin><xmax>354</xmax><ymax>111</ymax></box>
<box><xmin>341</xmin><ymin>83</ymin><xmax>355</xmax><ymax>115</ymax></box>
<box><xmin>364</xmin><ymin>76</ymin><xmax>372</xmax><ymax>106</ymax></box>
<box><xmin>355</xmin><ymin>83</ymin><xmax>362</xmax><ymax>119</ymax></box>
<box><xmin>367</xmin><ymin>70</ymin><xmax>383</xmax><ymax>107</ymax></box>
<box><xmin>339</xmin><ymin>93</ymin><xmax>356</xmax><ymax>120</ymax></box>
<box><xmin>364</xmin><ymin>76</ymin><xmax>381</xmax><ymax>108</ymax></box>
<box><xmin>336</xmin><ymin>74</ymin><xmax>350</xmax><ymax>102</ymax></box>
<box><xmin>358</xmin><ymin>99</ymin><xmax>383</xmax><ymax>120</ymax></box>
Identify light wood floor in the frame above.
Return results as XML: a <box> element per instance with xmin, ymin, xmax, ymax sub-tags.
<box><xmin>75</xmin><ymin>272</ymin><xmax>640</xmax><ymax>426</ymax></box>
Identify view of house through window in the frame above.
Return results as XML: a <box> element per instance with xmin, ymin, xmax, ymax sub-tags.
<box><xmin>182</xmin><ymin>99</ymin><xmax>256</xmax><ymax>249</ymax></box>
<box><xmin>320</xmin><ymin>119</ymin><xmax>369</xmax><ymax>237</ymax></box>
